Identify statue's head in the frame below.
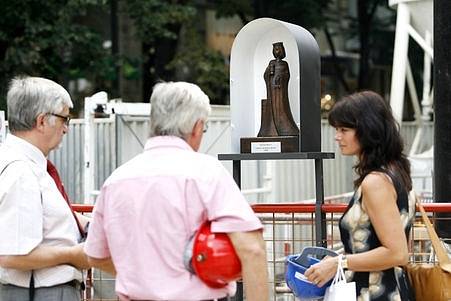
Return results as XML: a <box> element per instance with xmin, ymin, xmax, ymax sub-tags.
<box><xmin>272</xmin><ymin>42</ymin><xmax>286</xmax><ymax>59</ymax></box>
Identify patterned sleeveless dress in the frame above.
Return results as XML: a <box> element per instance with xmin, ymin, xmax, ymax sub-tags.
<box><xmin>339</xmin><ymin>172</ymin><xmax>416</xmax><ymax>301</ymax></box>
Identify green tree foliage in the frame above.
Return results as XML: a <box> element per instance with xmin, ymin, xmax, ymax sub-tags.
<box><xmin>124</xmin><ymin>0</ymin><xmax>196</xmax><ymax>42</ymax></box>
<box><xmin>123</xmin><ymin>0</ymin><xmax>229</xmax><ymax>104</ymax></box>
<box><xmin>214</xmin><ymin>0</ymin><xmax>396</xmax><ymax>93</ymax></box>
<box><xmin>213</xmin><ymin>0</ymin><xmax>254</xmax><ymax>24</ymax></box>
<box><xmin>121</xmin><ymin>0</ymin><xmax>334</xmax><ymax>105</ymax></box>
<box><xmin>205</xmin><ymin>0</ymin><xmax>333</xmax><ymax>103</ymax></box>
<box><xmin>0</xmin><ymin>0</ymin><xmax>114</xmax><ymax>112</ymax></box>
<box><xmin>0</xmin><ymin>0</ymin><xmax>395</xmax><ymax>110</ymax></box>
<box><xmin>123</xmin><ymin>0</ymin><xmax>197</xmax><ymax>102</ymax></box>
<box><xmin>167</xmin><ymin>23</ymin><xmax>229</xmax><ymax>104</ymax></box>
<box><xmin>214</xmin><ymin>0</ymin><xmax>332</xmax><ymax>29</ymax></box>
<box><xmin>346</xmin><ymin>0</ymin><xmax>396</xmax><ymax>89</ymax></box>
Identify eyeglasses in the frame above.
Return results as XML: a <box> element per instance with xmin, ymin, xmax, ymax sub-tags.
<box><xmin>50</xmin><ymin>113</ymin><xmax>71</xmax><ymax>126</ymax></box>
<box><xmin>203</xmin><ymin>122</ymin><xmax>209</xmax><ymax>133</ymax></box>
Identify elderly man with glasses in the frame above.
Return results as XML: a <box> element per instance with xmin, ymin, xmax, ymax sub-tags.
<box><xmin>0</xmin><ymin>76</ymin><xmax>90</xmax><ymax>301</ymax></box>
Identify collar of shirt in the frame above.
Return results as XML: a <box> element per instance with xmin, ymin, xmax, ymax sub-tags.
<box><xmin>4</xmin><ymin>134</ymin><xmax>47</xmax><ymax>170</ymax></box>
<box><xmin>144</xmin><ymin>136</ymin><xmax>194</xmax><ymax>152</ymax></box>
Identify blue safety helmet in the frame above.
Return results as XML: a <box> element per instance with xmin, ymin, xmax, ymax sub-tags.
<box><xmin>285</xmin><ymin>247</ymin><xmax>338</xmax><ymax>299</ymax></box>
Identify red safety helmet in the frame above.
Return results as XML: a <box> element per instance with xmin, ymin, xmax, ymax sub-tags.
<box><xmin>183</xmin><ymin>221</ymin><xmax>242</xmax><ymax>288</ymax></box>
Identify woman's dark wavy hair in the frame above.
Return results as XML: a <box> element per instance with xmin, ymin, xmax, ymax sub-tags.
<box><xmin>328</xmin><ymin>91</ymin><xmax>412</xmax><ymax>190</ymax></box>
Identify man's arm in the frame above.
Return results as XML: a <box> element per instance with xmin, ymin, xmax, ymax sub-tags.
<box><xmin>86</xmin><ymin>256</ymin><xmax>116</xmax><ymax>276</ymax></box>
<box><xmin>0</xmin><ymin>244</ymin><xmax>90</xmax><ymax>271</ymax></box>
<box><xmin>228</xmin><ymin>230</ymin><xmax>269</xmax><ymax>301</ymax></box>
<box><xmin>0</xmin><ymin>165</ymin><xmax>90</xmax><ymax>271</ymax></box>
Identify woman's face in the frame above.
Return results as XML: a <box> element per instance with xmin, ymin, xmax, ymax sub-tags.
<box><xmin>334</xmin><ymin>126</ymin><xmax>361</xmax><ymax>156</ymax></box>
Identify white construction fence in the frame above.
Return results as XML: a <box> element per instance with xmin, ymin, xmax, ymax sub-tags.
<box><xmin>0</xmin><ymin>106</ymin><xmax>433</xmax><ymax>204</ymax></box>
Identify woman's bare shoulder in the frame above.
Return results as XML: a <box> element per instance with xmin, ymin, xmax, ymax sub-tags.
<box><xmin>361</xmin><ymin>172</ymin><xmax>396</xmax><ymax>207</ymax></box>
<box><xmin>361</xmin><ymin>171</ymin><xmax>392</xmax><ymax>189</ymax></box>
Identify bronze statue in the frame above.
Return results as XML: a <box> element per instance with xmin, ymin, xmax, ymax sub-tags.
<box><xmin>258</xmin><ymin>42</ymin><xmax>299</xmax><ymax>137</ymax></box>
<box><xmin>257</xmin><ymin>98</ymin><xmax>278</xmax><ymax>137</ymax></box>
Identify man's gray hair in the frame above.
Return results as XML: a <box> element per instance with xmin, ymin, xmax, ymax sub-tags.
<box><xmin>149</xmin><ymin>81</ymin><xmax>211</xmax><ymax>138</ymax></box>
<box><xmin>7</xmin><ymin>76</ymin><xmax>73</xmax><ymax>133</ymax></box>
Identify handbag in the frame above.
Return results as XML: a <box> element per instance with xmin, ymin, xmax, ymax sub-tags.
<box><xmin>323</xmin><ymin>254</ymin><xmax>356</xmax><ymax>301</ymax></box>
<box><xmin>405</xmin><ymin>198</ymin><xmax>451</xmax><ymax>301</ymax></box>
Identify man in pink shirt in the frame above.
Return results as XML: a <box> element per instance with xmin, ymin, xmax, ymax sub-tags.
<box><xmin>84</xmin><ymin>81</ymin><xmax>269</xmax><ymax>301</ymax></box>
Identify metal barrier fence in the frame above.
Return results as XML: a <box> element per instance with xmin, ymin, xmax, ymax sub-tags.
<box><xmin>252</xmin><ymin>202</ymin><xmax>451</xmax><ymax>301</ymax></box>
<box><xmin>73</xmin><ymin>200</ymin><xmax>451</xmax><ymax>301</ymax></box>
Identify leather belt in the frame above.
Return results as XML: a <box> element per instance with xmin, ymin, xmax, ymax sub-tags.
<box><xmin>0</xmin><ymin>280</ymin><xmax>81</xmax><ymax>290</ymax></box>
<box><xmin>132</xmin><ymin>297</ymin><xmax>228</xmax><ymax>301</ymax></box>
<box><xmin>63</xmin><ymin>280</ymin><xmax>82</xmax><ymax>290</ymax></box>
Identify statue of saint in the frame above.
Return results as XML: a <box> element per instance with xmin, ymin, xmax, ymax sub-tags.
<box><xmin>262</xmin><ymin>42</ymin><xmax>299</xmax><ymax>136</ymax></box>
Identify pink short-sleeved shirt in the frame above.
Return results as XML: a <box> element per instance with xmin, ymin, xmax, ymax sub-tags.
<box><xmin>84</xmin><ymin>136</ymin><xmax>262</xmax><ymax>301</ymax></box>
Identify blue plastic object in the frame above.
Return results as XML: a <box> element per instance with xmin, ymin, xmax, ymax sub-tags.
<box><xmin>285</xmin><ymin>247</ymin><xmax>338</xmax><ymax>299</ymax></box>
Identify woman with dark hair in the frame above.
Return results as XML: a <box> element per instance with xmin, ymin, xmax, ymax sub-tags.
<box><xmin>305</xmin><ymin>91</ymin><xmax>415</xmax><ymax>300</ymax></box>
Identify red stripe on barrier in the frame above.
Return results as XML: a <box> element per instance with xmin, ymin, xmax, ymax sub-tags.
<box><xmin>251</xmin><ymin>203</ymin><xmax>451</xmax><ymax>214</ymax></box>
<box><xmin>73</xmin><ymin>202</ymin><xmax>451</xmax><ymax>214</ymax></box>
<box><xmin>71</xmin><ymin>204</ymin><xmax>94</xmax><ymax>213</ymax></box>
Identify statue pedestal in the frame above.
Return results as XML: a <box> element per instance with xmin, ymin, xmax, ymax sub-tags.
<box><xmin>240</xmin><ymin>136</ymin><xmax>299</xmax><ymax>153</ymax></box>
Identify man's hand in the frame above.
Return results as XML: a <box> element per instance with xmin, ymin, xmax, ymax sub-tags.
<box><xmin>66</xmin><ymin>243</ymin><xmax>91</xmax><ymax>270</ymax></box>
<box><xmin>0</xmin><ymin>244</ymin><xmax>92</xmax><ymax>271</ymax></box>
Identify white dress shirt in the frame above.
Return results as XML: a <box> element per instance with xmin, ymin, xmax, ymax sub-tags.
<box><xmin>0</xmin><ymin>134</ymin><xmax>82</xmax><ymax>287</ymax></box>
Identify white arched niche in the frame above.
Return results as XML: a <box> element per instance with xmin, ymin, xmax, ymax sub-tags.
<box><xmin>230</xmin><ymin>18</ymin><xmax>319</xmax><ymax>153</ymax></box>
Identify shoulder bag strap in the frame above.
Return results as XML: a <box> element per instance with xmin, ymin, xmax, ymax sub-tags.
<box><xmin>415</xmin><ymin>195</ymin><xmax>451</xmax><ymax>272</ymax></box>
<box><xmin>0</xmin><ymin>160</ymin><xmax>20</xmax><ymax>176</ymax></box>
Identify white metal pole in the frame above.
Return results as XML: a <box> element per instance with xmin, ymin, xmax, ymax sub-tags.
<box><xmin>406</xmin><ymin>61</ymin><xmax>423</xmax><ymax>156</ymax></box>
<box><xmin>407</xmin><ymin>61</ymin><xmax>422</xmax><ymax>122</ymax></box>
<box><xmin>390</xmin><ymin>3</ymin><xmax>411</xmax><ymax>124</ymax></box>
<box><xmin>422</xmin><ymin>31</ymin><xmax>433</xmax><ymax>119</ymax></box>
<box><xmin>83</xmin><ymin>97</ymin><xmax>95</xmax><ymax>204</ymax></box>
<box><xmin>407</xmin><ymin>25</ymin><xmax>433</xmax><ymax>59</ymax></box>
<box><xmin>241</xmin><ymin>161</ymin><xmax>273</xmax><ymax>198</ymax></box>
